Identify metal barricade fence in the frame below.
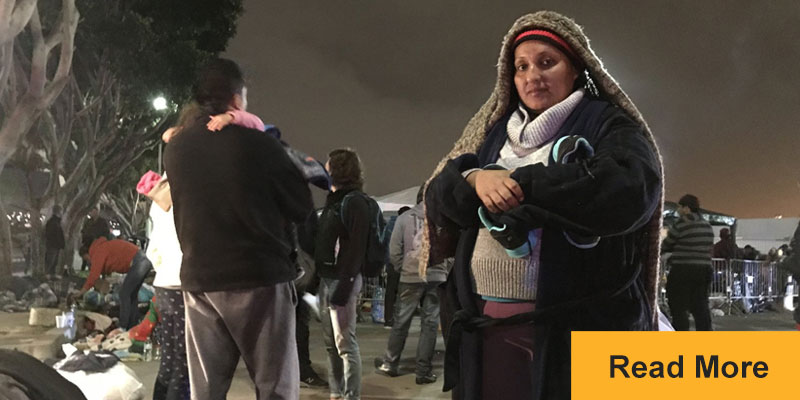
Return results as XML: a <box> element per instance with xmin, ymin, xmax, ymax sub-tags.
<box><xmin>659</xmin><ymin>258</ymin><xmax>796</xmax><ymax>314</ymax></box>
<box><xmin>356</xmin><ymin>276</ymin><xmax>384</xmax><ymax>322</ymax></box>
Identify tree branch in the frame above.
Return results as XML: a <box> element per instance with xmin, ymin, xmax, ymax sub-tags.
<box><xmin>0</xmin><ymin>0</ymin><xmax>37</xmax><ymax>46</ymax></box>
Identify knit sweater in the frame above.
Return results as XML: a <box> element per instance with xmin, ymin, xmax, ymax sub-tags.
<box><xmin>661</xmin><ymin>212</ymin><xmax>714</xmax><ymax>267</ymax></box>
<box><xmin>83</xmin><ymin>238</ymin><xmax>139</xmax><ymax>291</ymax></box>
<box><xmin>469</xmin><ymin>92</ymin><xmax>581</xmax><ymax>301</ymax></box>
<box><xmin>469</xmin><ymin>141</ymin><xmax>552</xmax><ymax>301</ymax></box>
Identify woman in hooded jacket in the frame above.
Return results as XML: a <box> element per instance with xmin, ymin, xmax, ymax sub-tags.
<box><xmin>423</xmin><ymin>11</ymin><xmax>664</xmax><ymax>400</ymax></box>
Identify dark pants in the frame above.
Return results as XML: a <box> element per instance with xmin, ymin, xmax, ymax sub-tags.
<box><xmin>481</xmin><ymin>301</ymin><xmax>536</xmax><ymax>400</ymax></box>
<box><xmin>119</xmin><ymin>251</ymin><xmax>152</xmax><ymax>330</ymax></box>
<box><xmin>44</xmin><ymin>248</ymin><xmax>61</xmax><ymax>276</ymax></box>
<box><xmin>437</xmin><ymin>281</ymin><xmax>454</xmax><ymax>346</ymax></box>
<box><xmin>154</xmin><ymin>287</ymin><xmax>189</xmax><ymax>400</ymax></box>
<box><xmin>184</xmin><ymin>283</ymin><xmax>298</xmax><ymax>400</ymax></box>
<box><xmin>383</xmin><ymin>267</ymin><xmax>400</xmax><ymax>326</ymax></box>
<box><xmin>666</xmin><ymin>264</ymin><xmax>713</xmax><ymax>331</ymax></box>
<box><xmin>382</xmin><ymin>281</ymin><xmax>441</xmax><ymax>377</ymax></box>
<box><xmin>296</xmin><ymin>292</ymin><xmax>314</xmax><ymax>378</ymax></box>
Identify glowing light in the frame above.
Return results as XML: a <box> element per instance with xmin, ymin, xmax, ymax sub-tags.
<box><xmin>152</xmin><ymin>96</ymin><xmax>167</xmax><ymax>111</ymax></box>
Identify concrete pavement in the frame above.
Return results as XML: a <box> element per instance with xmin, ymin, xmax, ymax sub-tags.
<box><xmin>128</xmin><ymin>319</ymin><xmax>450</xmax><ymax>399</ymax></box>
<box><xmin>1</xmin><ymin>306</ymin><xmax>796</xmax><ymax>399</ymax></box>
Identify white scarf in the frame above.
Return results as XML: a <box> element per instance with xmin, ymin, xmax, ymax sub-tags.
<box><xmin>506</xmin><ymin>89</ymin><xmax>585</xmax><ymax>157</ymax></box>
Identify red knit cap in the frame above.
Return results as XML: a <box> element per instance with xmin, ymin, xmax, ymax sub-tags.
<box><xmin>513</xmin><ymin>29</ymin><xmax>581</xmax><ymax>68</ymax></box>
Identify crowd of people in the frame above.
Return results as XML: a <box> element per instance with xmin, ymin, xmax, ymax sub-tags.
<box><xmin>37</xmin><ymin>8</ymin><xmax>797</xmax><ymax>400</ymax></box>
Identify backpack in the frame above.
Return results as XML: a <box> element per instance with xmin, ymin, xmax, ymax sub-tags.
<box><xmin>341</xmin><ymin>192</ymin><xmax>387</xmax><ymax>278</ymax></box>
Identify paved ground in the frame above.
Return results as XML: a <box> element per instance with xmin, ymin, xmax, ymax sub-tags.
<box><xmin>1</xmin><ymin>306</ymin><xmax>796</xmax><ymax>399</ymax></box>
<box><xmin>125</xmin><ymin>310</ymin><xmax>798</xmax><ymax>399</ymax></box>
<box><xmin>128</xmin><ymin>319</ymin><xmax>450</xmax><ymax>400</ymax></box>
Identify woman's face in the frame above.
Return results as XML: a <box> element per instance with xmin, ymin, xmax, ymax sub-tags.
<box><xmin>513</xmin><ymin>40</ymin><xmax>578</xmax><ymax>113</ymax></box>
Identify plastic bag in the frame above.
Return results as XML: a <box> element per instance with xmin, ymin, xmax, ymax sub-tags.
<box><xmin>57</xmin><ymin>363</ymin><xmax>145</xmax><ymax>400</ymax></box>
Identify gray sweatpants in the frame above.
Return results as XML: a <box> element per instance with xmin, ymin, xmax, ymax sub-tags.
<box><xmin>183</xmin><ymin>282</ymin><xmax>299</xmax><ymax>400</ymax></box>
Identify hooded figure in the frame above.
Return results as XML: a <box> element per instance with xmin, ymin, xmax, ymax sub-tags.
<box><xmin>422</xmin><ymin>11</ymin><xmax>664</xmax><ymax>399</ymax></box>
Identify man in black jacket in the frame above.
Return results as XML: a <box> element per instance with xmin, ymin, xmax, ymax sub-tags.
<box><xmin>44</xmin><ymin>205</ymin><xmax>65</xmax><ymax>277</ymax></box>
<box><xmin>164</xmin><ymin>59</ymin><xmax>313</xmax><ymax>400</ymax></box>
<box><xmin>313</xmin><ymin>148</ymin><xmax>370</xmax><ymax>400</ymax></box>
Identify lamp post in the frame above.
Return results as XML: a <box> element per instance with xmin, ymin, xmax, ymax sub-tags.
<box><xmin>153</xmin><ymin>96</ymin><xmax>168</xmax><ymax>173</ymax></box>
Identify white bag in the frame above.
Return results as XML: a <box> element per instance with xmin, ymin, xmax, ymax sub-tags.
<box><xmin>57</xmin><ymin>363</ymin><xmax>146</xmax><ymax>400</ymax></box>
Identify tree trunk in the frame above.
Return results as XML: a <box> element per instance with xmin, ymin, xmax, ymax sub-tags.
<box><xmin>28</xmin><ymin>208</ymin><xmax>43</xmax><ymax>276</ymax></box>
<box><xmin>0</xmin><ymin>191</ymin><xmax>13</xmax><ymax>287</ymax></box>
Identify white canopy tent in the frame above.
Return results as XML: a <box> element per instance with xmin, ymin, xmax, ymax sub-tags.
<box><xmin>375</xmin><ymin>186</ymin><xmax>419</xmax><ymax>213</ymax></box>
<box><xmin>735</xmin><ymin>217</ymin><xmax>799</xmax><ymax>253</ymax></box>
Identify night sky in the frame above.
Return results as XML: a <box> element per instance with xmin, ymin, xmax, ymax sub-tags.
<box><xmin>224</xmin><ymin>0</ymin><xmax>800</xmax><ymax>218</ymax></box>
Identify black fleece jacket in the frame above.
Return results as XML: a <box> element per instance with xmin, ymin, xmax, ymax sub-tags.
<box><xmin>426</xmin><ymin>96</ymin><xmax>661</xmax><ymax>400</ymax></box>
<box><xmin>312</xmin><ymin>187</ymin><xmax>370</xmax><ymax>306</ymax></box>
<box><xmin>164</xmin><ymin>119</ymin><xmax>313</xmax><ymax>292</ymax></box>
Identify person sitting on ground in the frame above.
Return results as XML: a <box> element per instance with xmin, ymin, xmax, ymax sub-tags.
<box><xmin>77</xmin><ymin>236</ymin><xmax>152</xmax><ymax>330</ymax></box>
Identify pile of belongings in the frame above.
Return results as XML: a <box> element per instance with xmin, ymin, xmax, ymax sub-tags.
<box><xmin>71</xmin><ymin>297</ymin><xmax>160</xmax><ymax>362</ymax></box>
<box><xmin>22</xmin><ymin>284</ymin><xmax>58</xmax><ymax>308</ymax></box>
<box><xmin>0</xmin><ymin>291</ymin><xmax>28</xmax><ymax>313</ymax></box>
<box><xmin>54</xmin><ymin>345</ymin><xmax>146</xmax><ymax>400</ymax></box>
<box><xmin>0</xmin><ymin>276</ymin><xmax>83</xmax><ymax>313</ymax></box>
<box><xmin>0</xmin><ymin>284</ymin><xmax>59</xmax><ymax>313</ymax></box>
<box><xmin>0</xmin><ymin>349</ymin><xmax>86</xmax><ymax>400</ymax></box>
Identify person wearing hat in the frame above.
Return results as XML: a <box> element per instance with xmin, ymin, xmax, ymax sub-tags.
<box><xmin>662</xmin><ymin>194</ymin><xmax>715</xmax><ymax>331</ymax></box>
<box><xmin>422</xmin><ymin>11</ymin><xmax>663</xmax><ymax>399</ymax></box>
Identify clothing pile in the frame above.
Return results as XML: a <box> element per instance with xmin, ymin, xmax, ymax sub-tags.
<box><xmin>54</xmin><ymin>347</ymin><xmax>146</xmax><ymax>400</ymax></box>
<box><xmin>0</xmin><ymin>291</ymin><xmax>28</xmax><ymax>313</ymax></box>
<box><xmin>71</xmin><ymin>296</ymin><xmax>160</xmax><ymax>362</ymax></box>
<box><xmin>22</xmin><ymin>284</ymin><xmax>58</xmax><ymax>308</ymax></box>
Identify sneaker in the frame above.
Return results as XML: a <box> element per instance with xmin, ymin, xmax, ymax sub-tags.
<box><xmin>415</xmin><ymin>373</ymin><xmax>437</xmax><ymax>385</ymax></box>
<box><xmin>300</xmin><ymin>373</ymin><xmax>328</xmax><ymax>388</ymax></box>
<box><xmin>374</xmin><ymin>357</ymin><xmax>399</xmax><ymax>377</ymax></box>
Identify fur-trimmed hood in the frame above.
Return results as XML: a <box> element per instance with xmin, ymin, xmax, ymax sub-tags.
<box><xmin>420</xmin><ymin>10</ymin><xmax>664</xmax><ymax>326</ymax></box>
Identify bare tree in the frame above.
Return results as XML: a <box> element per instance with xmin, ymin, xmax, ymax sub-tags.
<box><xmin>42</xmin><ymin>63</ymin><xmax>169</xmax><ymax>264</ymax></box>
<box><xmin>101</xmin><ymin>191</ymin><xmax>149</xmax><ymax>238</ymax></box>
<box><xmin>0</xmin><ymin>0</ymin><xmax>78</xmax><ymax>282</ymax></box>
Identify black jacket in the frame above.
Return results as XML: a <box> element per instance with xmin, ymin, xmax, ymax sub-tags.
<box><xmin>312</xmin><ymin>187</ymin><xmax>370</xmax><ymax>305</ymax></box>
<box><xmin>426</xmin><ymin>96</ymin><xmax>661</xmax><ymax>400</ymax></box>
<box><xmin>164</xmin><ymin>119</ymin><xmax>313</xmax><ymax>292</ymax></box>
<box><xmin>45</xmin><ymin>216</ymin><xmax>65</xmax><ymax>250</ymax></box>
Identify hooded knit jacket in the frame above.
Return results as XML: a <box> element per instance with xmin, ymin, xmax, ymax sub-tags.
<box><xmin>422</xmin><ymin>11</ymin><xmax>664</xmax><ymax>400</ymax></box>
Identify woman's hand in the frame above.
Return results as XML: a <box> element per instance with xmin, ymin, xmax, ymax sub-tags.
<box><xmin>467</xmin><ymin>169</ymin><xmax>524</xmax><ymax>213</ymax></box>
<box><xmin>207</xmin><ymin>112</ymin><xmax>234</xmax><ymax>131</ymax></box>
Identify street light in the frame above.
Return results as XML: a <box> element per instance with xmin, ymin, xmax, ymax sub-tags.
<box><xmin>152</xmin><ymin>96</ymin><xmax>167</xmax><ymax>111</ymax></box>
<box><xmin>152</xmin><ymin>96</ymin><xmax>168</xmax><ymax>173</ymax></box>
